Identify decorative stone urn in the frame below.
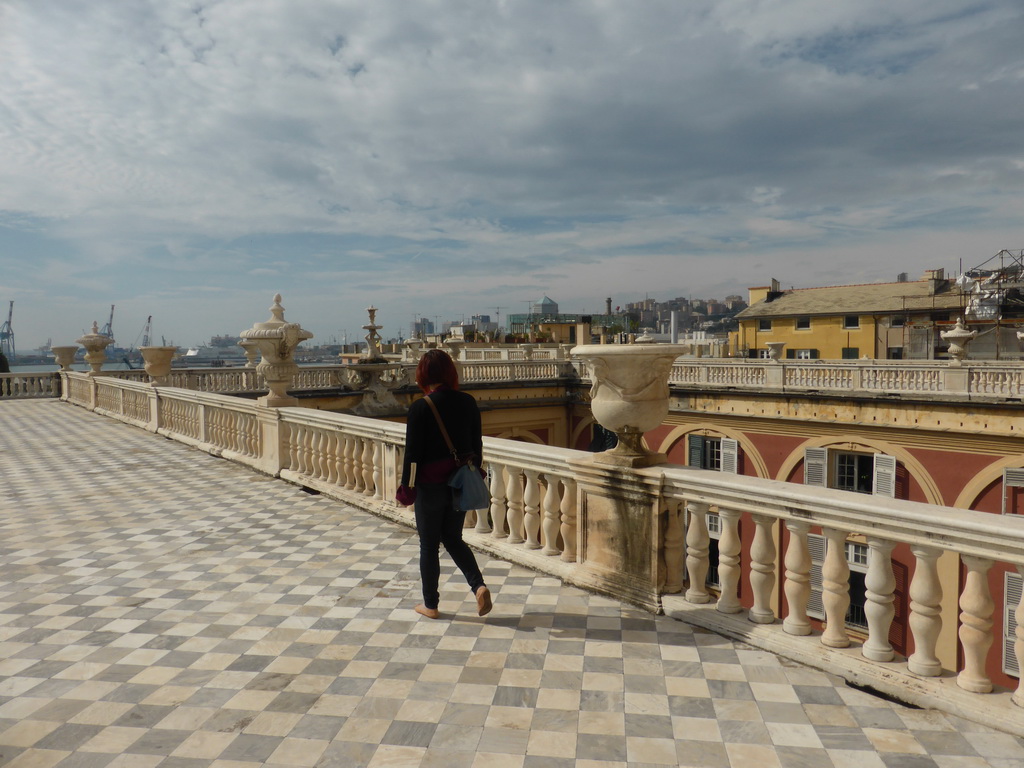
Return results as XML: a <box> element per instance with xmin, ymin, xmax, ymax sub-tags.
<box><xmin>50</xmin><ymin>346</ymin><xmax>78</xmax><ymax>371</ymax></box>
<box><xmin>572</xmin><ymin>343</ymin><xmax>687</xmax><ymax>467</ymax></box>
<box><xmin>403</xmin><ymin>338</ymin><xmax>424</xmax><ymax>363</ymax></box>
<box><xmin>443</xmin><ymin>339</ymin><xmax>464</xmax><ymax>361</ymax></box>
<box><xmin>765</xmin><ymin>341</ymin><xmax>786</xmax><ymax>362</ymax></box>
<box><xmin>342</xmin><ymin>306</ymin><xmax>407</xmax><ymax>415</ymax></box>
<box><xmin>239</xmin><ymin>294</ymin><xmax>313</xmax><ymax>407</ymax></box>
<box><xmin>941</xmin><ymin>318</ymin><xmax>977</xmax><ymax>367</ymax></box>
<box><xmin>518</xmin><ymin>343</ymin><xmax>536</xmax><ymax>360</ymax></box>
<box><xmin>238</xmin><ymin>339</ymin><xmax>260</xmax><ymax>368</ymax></box>
<box><xmin>140</xmin><ymin>346</ymin><xmax>178</xmax><ymax>386</ymax></box>
<box><xmin>76</xmin><ymin>322</ymin><xmax>115</xmax><ymax>375</ymax></box>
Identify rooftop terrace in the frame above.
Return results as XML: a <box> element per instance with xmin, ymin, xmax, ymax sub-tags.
<box><xmin>3</xmin><ymin>399</ymin><xmax>1024</xmax><ymax>767</ymax></box>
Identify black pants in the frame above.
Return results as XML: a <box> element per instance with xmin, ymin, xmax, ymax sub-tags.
<box><xmin>414</xmin><ymin>482</ymin><xmax>485</xmax><ymax>610</ymax></box>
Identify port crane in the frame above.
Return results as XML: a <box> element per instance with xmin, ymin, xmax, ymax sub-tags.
<box><xmin>99</xmin><ymin>305</ymin><xmax>115</xmax><ymax>339</ymax></box>
<box><xmin>0</xmin><ymin>301</ymin><xmax>14</xmax><ymax>361</ymax></box>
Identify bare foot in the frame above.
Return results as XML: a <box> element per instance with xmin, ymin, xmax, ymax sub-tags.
<box><xmin>475</xmin><ymin>586</ymin><xmax>492</xmax><ymax>617</ymax></box>
<box><xmin>415</xmin><ymin>604</ymin><xmax>440</xmax><ymax>620</ymax></box>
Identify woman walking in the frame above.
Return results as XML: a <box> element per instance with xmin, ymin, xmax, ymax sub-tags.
<box><xmin>398</xmin><ymin>349</ymin><xmax>492</xmax><ymax>619</ymax></box>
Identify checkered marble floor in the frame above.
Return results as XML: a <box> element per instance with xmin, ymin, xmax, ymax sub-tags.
<box><xmin>2</xmin><ymin>401</ymin><xmax>1024</xmax><ymax>768</ymax></box>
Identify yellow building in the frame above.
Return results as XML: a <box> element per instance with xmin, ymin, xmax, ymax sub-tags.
<box><xmin>731</xmin><ymin>270</ymin><xmax>967</xmax><ymax>360</ymax></box>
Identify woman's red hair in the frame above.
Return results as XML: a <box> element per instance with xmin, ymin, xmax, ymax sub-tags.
<box><xmin>415</xmin><ymin>349</ymin><xmax>460</xmax><ymax>393</ymax></box>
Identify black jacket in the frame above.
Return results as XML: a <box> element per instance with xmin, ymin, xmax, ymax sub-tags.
<box><xmin>401</xmin><ymin>387</ymin><xmax>483</xmax><ymax>486</ymax></box>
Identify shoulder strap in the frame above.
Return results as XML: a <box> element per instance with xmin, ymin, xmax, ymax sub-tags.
<box><xmin>423</xmin><ymin>394</ymin><xmax>459</xmax><ymax>460</ymax></box>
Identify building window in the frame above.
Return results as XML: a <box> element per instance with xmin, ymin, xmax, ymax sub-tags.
<box><xmin>843</xmin><ymin>315</ymin><xmax>860</xmax><ymax>329</ymax></box>
<box><xmin>805</xmin><ymin>448</ymin><xmax>897</xmax><ymax>498</ymax></box>
<box><xmin>807</xmin><ymin>535</ymin><xmax>869</xmax><ymax>630</ymax></box>
<box><xmin>834</xmin><ymin>452</ymin><xmax>874</xmax><ymax>494</ymax></box>
<box><xmin>787</xmin><ymin>348</ymin><xmax>819</xmax><ymax>360</ymax></box>
<box><xmin>688</xmin><ymin>435</ymin><xmax>739</xmax><ymax>474</ymax></box>
<box><xmin>887</xmin><ymin>347</ymin><xmax>904</xmax><ymax>360</ymax></box>
<box><xmin>758</xmin><ymin>319</ymin><xmax>772</xmax><ymax>331</ymax></box>
<box><xmin>891</xmin><ymin>316</ymin><xmax>906</xmax><ymax>328</ymax></box>
<box><xmin>796</xmin><ymin>317</ymin><xmax>811</xmax><ymax>330</ymax></box>
<box><xmin>841</xmin><ymin>347</ymin><xmax>859</xmax><ymax>360</ymax></box>
<box><xmin>706</xmin><ymin>513</ymin><xmax>722</xmax><ymax>587</ymax></box>
<box><xmin>1005</xmin><ymin>571</ymin><xmax>1022</xmax><ymax>677</ymax></box>
<box><xmin>1004</xmin><ymin>469</ymin><xmax>1024</xmax><ymax>515</ymax></box>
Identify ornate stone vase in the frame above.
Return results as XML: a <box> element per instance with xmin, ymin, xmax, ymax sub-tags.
<box><xmin>941</xmin><ymin>318</ymin><xmax>977</xmax><ymax>366</ymax></box>
<box><xmin>76</xmin><ymin>322</ymin><xmax>115</xmax><ymax>376</ymax></box>
<box><xmin>140</xmin><ymin>346</ymin><xmax>178</xmax><ymax>386</ymax></box>
<box><xmin>572</xmin><ymin>343</ymin><xmax>687</xmax><ymax>467</ymax></box>
<box><xmin>765</xmin><ymin>341</ymin><xmax>786</xmax><ymax>362</ymax></box>
<box><xmin>239</xmin><ymin>294</ymin><xmax>313</xmax><ymax>407</ymax></box>
<box><xmin>50</xmin><ymin>346</ymin><xmax>78</xmax><ymax>371</ymax></box>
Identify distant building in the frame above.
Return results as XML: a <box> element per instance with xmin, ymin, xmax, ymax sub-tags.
<box><xmin>731</xmin><ymin>270</ymin><xmax>976</xmax><ymax>360</ymax></box>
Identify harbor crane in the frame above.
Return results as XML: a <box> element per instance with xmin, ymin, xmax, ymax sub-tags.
<box><xmin>0</xmin><ymin>301</ymin><xmax>14</xmax><ymax>361</ymax></box>
<box><xmin>99</xmin><ymin>305</ymin><xmax>115</xmax><ymax>339</ymax></box>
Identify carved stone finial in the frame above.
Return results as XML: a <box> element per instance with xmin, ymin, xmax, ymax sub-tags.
<box><xmin>270</xmin><ymin>294</ymin><xmax>285</xmax><ymax>324</ymax></box>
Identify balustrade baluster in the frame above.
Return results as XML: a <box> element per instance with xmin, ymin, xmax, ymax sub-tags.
<box><xmin>749</xmin><ymin>514</ymin><xmax>776</xmax><ymax>623</ymax></box>
<box><xmin>1013</xmin><ymin>565</ymin><xmax>1024</xmax><ymax>707</ymax></box>
<box><xmin>343</xmin><ymin>435</ymin><xmax>356</xmax><ymax>490</ymax></box>
<box><xmin>372</xmin><ymin>441</ymin><xmax>383</xmax><ymax>499</ymax></box>
<box><xmin>661</xmin><ymin>500</ymin><xmax>684</xmax><ymax>594</ymax></box>
<box><xmin>541</xmin><ymin>475</ymin><xmax>561</xmax><ymax>556</ymax></box>
<box><xmin>351</xmin><ymin>438</ymin><xmax>365</xmax><ymax>493</ymax></box>
<box><xmin>489</xmin><ymin>464</ymin><xmax>508</xmax><ymax>538</ymax></box>
<box><xmin>685</xmin><ymin>501</ymin><xmax>711</xmax><ymax>604</ymax></box>
<box><xmin>783</xmin><ymin>521</ymin><xmax>812</xmax><ymax>636</ymax></box>
<box><xmin>559</xmin><ymin>478</ymin><xmax>578</xmax><ymax>563</ymax></box>
<box><xmin>957</xmin><ymin>555</ymin><xmax>994</xmax><ymax>693</ymax></box>
<box><xmin>505</xmin><ymin>468</ymin><xmax>525</xmax><ymax>545</ymax></box>
<box><xmin>316</xmin><ymin>429</ymin><xmax>331</xmax><ymax>481</ymax></box>
<box><xmin>821</xmin><ymin>528</ymin><xmax>852</xmax><ymax>648</ymax></box>
<box><xmin>908</xmin><ymin>545</ymin><xmax>943</xmax><ymax>676</ymax></box>
<box><xmin>863</xmin><ymin>538</ymin><xmax>897</xmax><ymax>662</ymax></box>
<box><xmin>523</xmin><ymin>470</ymin><xmax>541</xmax><ymax>549</ymax></box>
<box><xmin>323</xmin><ymin>432</ymin><xmax>338</xmax><ymax>484</ymax></box>
<box><xmin>307</xmin><ymin>429</ymin><xmax>321</xmax><ymax>479</ymax></box>
<box><xmin>361</xmin><ymin>439</ymin><xmax>374</xmax><ymax>495</ymax></box>
<box><xmin>288</xmin><ymin>424</ymin><xmax>302</xmax><ymax>472</ymax></box>
<box><xmin>716</xmin><ymin>508</ymin><xmax>743</xmax><ymax>614</ymax></box>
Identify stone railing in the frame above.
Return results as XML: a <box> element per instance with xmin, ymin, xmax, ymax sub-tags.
<box><xmin>0</xmin><ymin>371</ymin><xmax>62</xmax><ymax>399</ymax></box>
<box><xmin>18</xmin><ymin>357</ymin><xmax>1024</xmax><ymax>403</ymax></box>
<box><xmin>61</xmin><ymin>370</ymin><xmax>1024</xmax><ymax>734</ymax></box>
<box><xmin>664</xmin><ymin>359</ymin><xmax>1024</xmax><ymax>398</ymax></box>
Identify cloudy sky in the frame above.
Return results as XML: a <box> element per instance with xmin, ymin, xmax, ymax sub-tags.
<box><xmin>2</xmin><ymin>1</ymin><xmax>1023</xmax><ymax>350</ymax></box>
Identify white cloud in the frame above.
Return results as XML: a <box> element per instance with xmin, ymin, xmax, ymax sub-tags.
<box><xmin>1</xmin><ymin>0</ymin><xmax>1023</xmax><ymax>348</ymax></box>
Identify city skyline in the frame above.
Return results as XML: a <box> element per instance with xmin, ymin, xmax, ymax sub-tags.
<box><xmin>2</xmin><ymin>1</ymin><xmax>1023</xmax><ymax>349</ymax></box>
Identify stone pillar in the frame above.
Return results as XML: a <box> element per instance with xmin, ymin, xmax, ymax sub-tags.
<box><xmin>567</xmin><ymin>457</ymin><xmax>666</xmax><ymax>611</ymax></box>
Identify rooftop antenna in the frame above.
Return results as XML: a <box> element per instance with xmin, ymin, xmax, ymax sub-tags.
<box><xmin>0</xmin><ymin>300</ymin><xmax>14</xmax><ymax>360</ymax></box>
<box><xmin>100</xmin><ymin>305</ymin><xmax>115</xmax><ymax>339</ymax></box>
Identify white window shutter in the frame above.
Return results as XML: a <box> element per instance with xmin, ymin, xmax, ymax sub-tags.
<box><xmin>807</xmin><ymin>533</ymin><xmax>826</xmax><ymax>619</ymax></box>
<box><xmin>720</xmin><ymin>438</ymin><xmax>738</xmax><ymax>474</ymax></box>
<box><xmin>873</xmin><ymin>454</ymin><xmax>897</xmax><ymax>498</ymax></box>
<box><xmin>805</xmin><ymin>448</ymin><xmax>827</xmax><ymax>487</ymax></box>
<box><xmin>1004</xmin><ymin>571</ymin><xmax>1023</xmax><ymax>677</ymax></box>
<box><xmin>1003</xmin><ymin>469</ymin><xmax>1024</xmax><ymax>515</ymax></box>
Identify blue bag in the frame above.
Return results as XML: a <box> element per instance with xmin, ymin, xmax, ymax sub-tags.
<box><xmin>449</xmin><ymin>461</ymin><xmax>490</xmax><ymax>511</ymax></box>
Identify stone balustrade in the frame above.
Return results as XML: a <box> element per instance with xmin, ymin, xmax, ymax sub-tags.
<box><xmin>11</xmin><ymin>357</ymin><xmax>1024</xmax><ymax>402</ymax></box>
<box><xmin>60</xmin><ymin>369</ymin><xmax>1024</xmax><ymax>735</ymax></box>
